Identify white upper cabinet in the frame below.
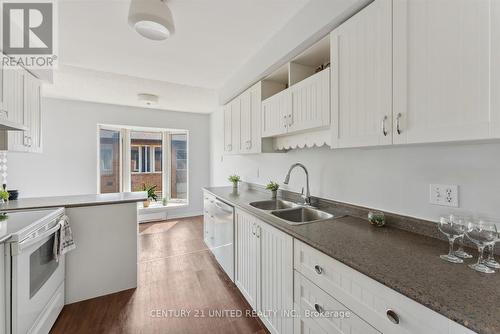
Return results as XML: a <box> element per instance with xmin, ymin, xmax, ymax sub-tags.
<box><xmin>393</xmin><ymin>0</ymin><xmax>498</xmax><ymax>144</ymax></box>
<box><xmin>262</xmin><ymin>89</ymin><xmax>290</xmax><ymax>137</ymax></box>
<box><xmin>3</xmin><ymin>67</ymin><xmax>27</xmax><ymax>152</ymax></box>
<box><xmin>289</xmin><ymin>69</ymin><xmax>330</xmax><ymax>134</ymax></box>
<box><xmin>331</xmin><ymin>0</ymin><xmax>392</xmax><ymax>148</ymax></box>
<box><xmin>223</xmin><ymin>99</ymin><xmax>240</xmax><ymax>154</ymax></box>
<box><xmin>239</xmin><ymin>83</ymin><xmax>262</xmax><ymax>154</ymax></box>
<box><xmin>24</xmin><ymin>72</ymin><xmax>42</xmax><ymax>152</ymax></box>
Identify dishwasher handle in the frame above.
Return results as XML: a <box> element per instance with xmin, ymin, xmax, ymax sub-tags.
<box><xmin>214</xmin><ymin>200</ymin><xmax>233</xmax><ymax>214</ymax></box>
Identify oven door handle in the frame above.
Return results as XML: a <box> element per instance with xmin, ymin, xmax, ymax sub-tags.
<box><xmin>15</xmin><ymin>222</ymin><xmax>62</xmax><ymax>254</ymax></box>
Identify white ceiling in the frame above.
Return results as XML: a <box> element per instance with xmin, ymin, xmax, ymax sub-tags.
<box><xmin>57</xmin><ymin>0</ymin><xmax>309</xmax><ymax>90</ymax></box>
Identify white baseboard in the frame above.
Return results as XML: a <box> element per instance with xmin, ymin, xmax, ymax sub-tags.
<box><xmin>138</xmin><ymin>210</ymin><xmax>202</xmax><ymax>223</ymax></box>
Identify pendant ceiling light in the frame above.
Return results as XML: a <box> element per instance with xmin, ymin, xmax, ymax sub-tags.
<box><xmin>128</xmin><ymin>0</ymin><xmax>175</xmax><ymax>41</ymax></box>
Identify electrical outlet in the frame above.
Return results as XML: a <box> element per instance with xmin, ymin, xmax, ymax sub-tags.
<box><xmin>430</xmin><ymin>184</ymin><xmax>459</xmax><ymax>207</ymax></box>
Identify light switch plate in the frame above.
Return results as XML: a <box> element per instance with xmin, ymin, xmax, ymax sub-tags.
<box><xmin>430</xmin><ymin>184</ymin><xmax>459</xmax><ymax>207</ymax></box>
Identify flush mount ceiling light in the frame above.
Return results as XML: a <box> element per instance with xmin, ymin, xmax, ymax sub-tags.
<box><xmin>138</xmin><ymin>93</ymin><xmax>159</xmax><ymax>106</ymax></box>
<box><xmin>128</xmin><ymin>0</ymin><xmax>175</xmax><ymax>41</ymax></box>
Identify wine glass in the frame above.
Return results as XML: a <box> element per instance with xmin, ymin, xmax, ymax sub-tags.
<box><xmin>449</xmin><ymin>215</ymin><xmax>473</xmax><ymax>259</ymax></box>
<box><xmin>437</xmin><ymin>217</ymin><xmax>467</xmax><ymax>263</ymax></box>
<box><xmin>484</xmin><ymin>223</ymin><xmax>500</xmax><ymax>269</ymax></box>
<box><xmin>465</xmin><ymin>220</ymin><xmax>498</xmax><ymax>273</ymax></box>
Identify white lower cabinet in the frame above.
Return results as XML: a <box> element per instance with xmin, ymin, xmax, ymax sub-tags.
<box><xmin>203</xmin><ymin>193</ymin><xmax>215</xmax><ymax>249</ymax></box>
<box><xmin>293</xmin><ymin>239</ymin><xmax>476</xmax><ymax>334</ymax></box>
<box><xmin>294</xmin><ymin>271</ymin><xmax>380</xmax><ymax>334</ymax></box>
<box><xmin>235</xmin><ymin>208</ymin><xmax>293</xmax><ymax>334</ymax></box>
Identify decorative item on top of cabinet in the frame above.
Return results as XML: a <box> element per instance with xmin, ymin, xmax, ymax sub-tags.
<box><xmin>393</xmin><ymin>0</ymin><xmax>499</xmax><ymax>144</ymax></box>
<box><xmin>330</xmin><ymin>0</ymin><xmax>392</xmax><ymax>149</ymax></box>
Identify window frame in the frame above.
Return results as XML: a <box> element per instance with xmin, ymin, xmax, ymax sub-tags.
<box><xmin>97</xmin><ymin>125</ymin><xmax>189</xmax><ymax>205</ymax></box>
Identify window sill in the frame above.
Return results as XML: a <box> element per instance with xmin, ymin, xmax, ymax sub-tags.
<box><xmin>137</xmin><ymin>201</ymin><xmax>188</xmax><ymax>214</ymax></box>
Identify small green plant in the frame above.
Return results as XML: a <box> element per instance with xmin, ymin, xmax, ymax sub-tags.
<box><xmin>228</xmin><ymin>175</ymin><xmax>241</xmax><ymax>184</ymax></box>
<box><xmin>265</xmin><ymin>181</ymin><xmax>280</xmax><ymax>192</ymax></box>
<box><xmin>0</xmin><ymin>190</ymin><xmax>9</xmax><ymax>202</ymax></box>
<box><xmin>141</xmin><ymin>184</ymin><xmax>158</xmax><ymax>202</ymax></box>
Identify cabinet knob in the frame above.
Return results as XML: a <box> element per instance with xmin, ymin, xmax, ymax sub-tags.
<box><xmin>386</xmin><ymin>309</ymin><xmax>399</xmax><ymax>324</ymax></box>
<box><xmin>314</xmin><ymin>265</ymin><xmax>323</xmax><ymax>275</ymax></box>
<box><xmin>314</xmin><ymin>303</ymin><xmax>324</xmax><ymax>314</ymax></box>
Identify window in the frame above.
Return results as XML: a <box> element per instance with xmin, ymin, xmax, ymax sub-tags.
<box><xmin>98</xmin><ymin>126</ymin><xmax>188</xmax><ymax>205</ymax></box>
<box><xmin>99</xmin><ymin>128</ymin><xmax>121</xmax><ymax>193</ymax></box>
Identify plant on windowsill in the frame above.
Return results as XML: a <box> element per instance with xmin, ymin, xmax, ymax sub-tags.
<box><xmin>142</xmin><ymin>184</ymin><xmax>158</xmax><ymax>208</ymax></box>
<box><xmin>228</xmin><ymin>175</ymin><xmax>241</xmax><ymax>191</ymax></box>
<box><xmin>265</xmin><ymin>181</ymin><xmax>280</xmax><ymax>199</ymax></box>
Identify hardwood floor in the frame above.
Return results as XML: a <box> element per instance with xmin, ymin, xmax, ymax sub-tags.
<box><xmin>50</xmin><ymin>216</ymin><xmax>268</xmax><ymax>334</ymax></box>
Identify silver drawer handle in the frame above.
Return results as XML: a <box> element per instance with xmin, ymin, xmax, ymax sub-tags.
<box><xmin>386</xmin><ymin>309</ymin><xmax>399</xmax><ymax>324</ymax></box>
<box><xmin>396</xmin><ymin>113</ymin><xmax>402</xmax><ymax>135</ymax></box>
<box><xmin>314</xmin><ymin>303</ymin><xmax>324</xmax><ymax>314</ymax></box>
<box><xmin>314</xmin><ymin>265</ymin><xmax>323</xmax><ymax>275</ymax></box>
<box><xmin>381</xmin><ymin>115</ymin><xmax>388</xmax><ymax>136</ymax></box>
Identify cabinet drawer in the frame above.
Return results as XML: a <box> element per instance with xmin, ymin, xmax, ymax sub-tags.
<box><xmin>294</xmin><ymin>240</ymin><xmax>453</xmax><ymax>334</ymax></box>
<box><xmin>294</xmin><ymin>271</ymin><xmax>380</xmax><ymax>334</ymax></box>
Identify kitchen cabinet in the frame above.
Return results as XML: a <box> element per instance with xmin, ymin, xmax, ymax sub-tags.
<box><xmin>0</xmin><ymin>65</ymin><xmax>43</xmax><ymax>153</ymax></box>
<box><xmin>294</xmin><ymin>271</ymin><xmax>380</xmax><ymax>334</ymax></box>
<box><xmin>393</xmin><ymin>0</ymin><xmax>498</xmax><ymax>144</ymax></box>
<box><xmin>203</xmin><ymin>193</ymin><xmax>215</xmax><ymax>249</ymax></box>
<box><xmin>330</xmin><ymin>0</ymin><xmax>392</xmax><ymax>148</ymax></box>
<box><xmin>223</xmin><ymin>98</ymin><xmax>240</xmax><ymax>154</ymax></box>
<box><xmin>288</xmin><ymin>69</ymin><xmax>330</xmax><ymax>134</ymax></box>
<box><xmin>262</xmin><ymin>70</ymin><xmax>330</xmax><ymax>138</ymax></box>
<box><xmin>24</xmin><ymin>72</ymin><xmax>42</xmax><ymax>153</ymax></box>
<box><xmin>239</xmin><ymin>83</ymin><xmax>262</xmax><ymax>154</ymax></box>
<box><xmin>294</xmin><ymin>239</ymin><xmax>475</xmax><ymax>334</ymax></box>
<box><xmin>261</xmin><ymin>89</ymin><xmax>289</xmax><ymax>138</ymax></box>
<box><xmin>235</xmin><ymin>208</ymin><xmax>293</xmax><ymax>334</ymax></box>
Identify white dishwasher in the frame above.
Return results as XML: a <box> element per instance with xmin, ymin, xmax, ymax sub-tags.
<box><xmin>206</xmin><ymin>197</ymin><xmax>234</xmax><ymax>282</ymax></box>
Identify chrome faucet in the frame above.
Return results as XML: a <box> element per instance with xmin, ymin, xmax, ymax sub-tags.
<box><xmin>284</xmin><ymin>163</ymin><xmax>311</xmax><ymax>206</ymax></box>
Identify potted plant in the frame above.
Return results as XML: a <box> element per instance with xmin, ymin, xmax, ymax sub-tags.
<box><xmin>0</xmin><ymin>189</ymin><xmax>9</xmax><ymax>203</ymax></box>
<box><xmin>141</xmin><ymin>184</ymin><xmax>158</xmax><ymax>208</ymax></box>
<box><xmin>228</xmin><ymin>175</ymin><xmax>241</xmax><ymax>190</ymax></box>
<box><xmin>266</xmin><ymin>181</ymin><xmax>280</xmax><ymax>199</ymax></box>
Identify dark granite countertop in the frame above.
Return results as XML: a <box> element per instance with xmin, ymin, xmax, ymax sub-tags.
<box><xmin>204</xmin><ymin>186</ymin><xmax>500</xmax><ymax>334</ymax></box>
<box><xmin>0</xmin><ymin>192</ymin><xmax>147</xmax><ymax>212</ymax></box>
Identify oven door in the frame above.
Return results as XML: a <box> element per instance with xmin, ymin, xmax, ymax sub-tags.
<box><xmin>11</xmin><ymin>222</ymin><xmax>65</xmax><ymax>334</ymax></box>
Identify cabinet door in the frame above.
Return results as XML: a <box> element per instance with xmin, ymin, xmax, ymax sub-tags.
<box><xmin>331</xmin><ymin>0</ymin><xmax>392</xmax><ymax>148</ymax></box>
<box><xmin>230</xmin><ymin>98</ymin><xmax>241</xmax><ymax>154</ymax></box>
<box><xmin>223</xmin><ymin>104</ymin><xmax>233</xmax><ymax>153</ymax></box>
<box><xmin>262</xmin><ymin>90</ymin><xmax>289</xmax><ymax>137</ymax></box>
<box><xmin>393</xmin><ymin>0</ymin><xmax>495</xmax><ymax>144</ymax></box>
<box><xmin>235</xmin><ymin>209</ymin><xmax>259</xmax><ymax>310</ymax></box>
<box><xmin>0</xmin><ymin>244</ymin><xmax>4</xmax><ymax>334</ymax></box>
<box><xmin>4</xmin><ymin>67</ymin><xmax>27</xmax><ymax>151</ymax></box>
<box><xmin>248</xmin><ymin>83</ymin><xmax>262</xmax><ymax>154</ymax></box>
<box><xmin>288</xmin><ymin>69</ymin><xmax>330</xmax><ymax>134</ymax></box>
<box><xmin>294</xmin><ymin>271</ymin><xmax>380</xmax><ymax>334</ymax></box>
<box><xmin>239</xmin><ymin>90</ymin><xmax>252</xmax><ymax>152</ymax></box>
<box><xmin>203</xmin><ymin>195</ymin><xmax>214</xmax><ymax>248</ymax></box>
<box><xmin>0</xmin><ymin>54</ymin><xmax>4</xmax><ymax>118</ymax></box>
<box><xmin>258</xmin><ymin>220</ymin><xmax>293</xmax><ymax>334</ymax></box>
<box><xmin>24</xmin><ymin>72</ymin><xmax>42</xmax><ymax>153</ymax></box>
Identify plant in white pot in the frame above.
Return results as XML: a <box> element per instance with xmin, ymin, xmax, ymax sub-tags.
<box><xmin>228</xmin><ymin>175</ymin><xmax>241</xmax><ymax>190</ymax></box>
<box><xmin>141</xmin><ymin>183</ymin><xmax>158</xmax><ymax>208</ymax></box>
<box><xmin>265</xmin><ymin>181</ymin><xmax>280</xmax><ymax>199</ymax></box>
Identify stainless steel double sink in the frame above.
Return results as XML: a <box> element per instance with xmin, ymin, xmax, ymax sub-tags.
<box><xmin>249</xmin><ymin>199</ymin><xmax>336</xmax><ymax>225</ymax></box>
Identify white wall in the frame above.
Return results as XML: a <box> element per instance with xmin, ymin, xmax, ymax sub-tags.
<box><xmin>210</xmin><ymin>108</ymin><xmax>500</xmax><ymax>222</ymax></box>
<box><xmin>7</xmin><ymin>98</ymin><xmax>211</xmax><ymax>216</ymax></box>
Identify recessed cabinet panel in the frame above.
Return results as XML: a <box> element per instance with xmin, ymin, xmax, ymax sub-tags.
<box><xmin>223</xmin><ymin>104</ymin><xmax>233</xmax><ymax>153</ymax></box>
<box><xmin>289</xmin><ymin>69</ymin><xmax>330</xmax><ymax>134</ymax></box>
<box><xmin>262</xmin><ymin>90</ymin><xmax>290</xmax><ymax>138</ymax></box>
<box><xmin>331</xmin><ymin>0</ymin><xmax>393</xmax><ymax>148</ymax></box>
<box><xmin>393</xmin><ymin>0</ymin><xmax>495</xmax><ymax>144</ymax></box>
